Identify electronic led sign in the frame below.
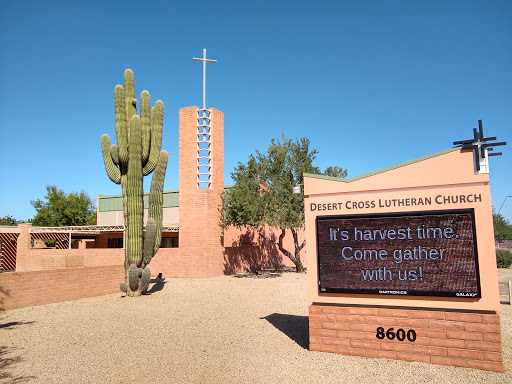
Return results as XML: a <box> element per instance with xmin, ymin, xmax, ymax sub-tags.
<box><xmin>317</xmin><ymin>210</ymin><xmax>481</xmax><ymax>298</ymax></box>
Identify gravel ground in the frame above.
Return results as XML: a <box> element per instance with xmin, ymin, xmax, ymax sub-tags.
<box><xmin>1</xmin><ymin>270</ymin><xmax>511</xmax><ymax>384</ymax></box>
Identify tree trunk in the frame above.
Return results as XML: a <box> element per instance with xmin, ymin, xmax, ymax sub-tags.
<box><xmin>290</xmin><ymin>228</ymin><xmax>306</xmax><ymax>273</ymax></box>
<box><xmin>252</xmin><ymin>226</ymin><xmax>306</xmax><ymax>273</ymax></box>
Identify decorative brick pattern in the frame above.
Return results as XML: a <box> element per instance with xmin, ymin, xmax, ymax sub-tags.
<box><xmin>0</xmin><ymin>232</ymin><xmax>18</xmax><ymax>270</ymax></box>
<box><xmin>309</xmin><ymin>304</ymin><xmax>504</xmax><ymax>372</ymax></box>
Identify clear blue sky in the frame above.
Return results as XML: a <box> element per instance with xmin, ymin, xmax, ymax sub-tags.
<box><xmin>1</xmin><ymin>0</ymin><xmax>511</xmax><ymax>222</ymax></box>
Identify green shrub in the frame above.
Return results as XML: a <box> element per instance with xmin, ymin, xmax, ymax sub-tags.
<box><xmin>43</xmin><ymin>239</ymin><xmax>56</xmax><ymax>247</ymax></box>
<box><xmin>496</xmin><ymin>249</ymin><xmax>512</xmax><ymax>268</ymax></box>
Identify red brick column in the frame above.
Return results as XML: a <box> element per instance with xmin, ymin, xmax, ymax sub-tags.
<box><xmin>178</xmin><ymin>106</ymin><xmax>224</xmax><ymax>277</ymax></box>
<box><xmin>309</xmin><ymin>304</ymin><xmax>504</xmax><ymax>372</ymax></box>
<box><xmin>15</xmin><ymin>224</ymin><xmax>41</xmax><ymax>271</ymax></box>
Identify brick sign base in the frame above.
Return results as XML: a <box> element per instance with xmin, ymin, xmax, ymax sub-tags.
<box><xmin>309</xmin><ymin>304</ymin><xmax>504</xmax><ymax>372</ymax></box>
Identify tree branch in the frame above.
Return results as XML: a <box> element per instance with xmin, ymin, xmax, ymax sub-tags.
<box><xmin>250</xmin><ymin>225</ymin><xmax>279</xmax><ymax>246</ymax></box>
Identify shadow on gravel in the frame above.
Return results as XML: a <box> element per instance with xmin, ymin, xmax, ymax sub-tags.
<box><xmin>233</xmin><ymin>271</ymin><xmax>283</xmax><ymax>279</ymax></box>
<box><xmin>0</xmin><ymin>321</ymin><xmax>36</xmax><ymax>329</ymax></box>
<box><xmin>0</xmin><ymin>346</ymin><xmax>36</xmax><ymax>383</ymax></box>
<box><xmin>146</xmin><ymin>278</ymin><xmax>167</xmax><ymax>294</ymax></box>
<box><xmin>262</xmin><ymin>313</ymin><xmax>309</xmax><ymax>349</ymax></box>
<box><xmin>233</xmin><ymin>267</ymin><xmax>300</xmax><ymax>279</ymax></box>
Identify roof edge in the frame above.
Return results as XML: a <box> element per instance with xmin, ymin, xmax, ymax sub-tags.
<box><xmin>99</xmin><ymin>189</ymin><xmax>180</xmax><ymax>199</ymax></box>
<box><xmin>305</xmin><ymin>147</ymin><xmax>460</xmax><ymax>183</ymax></box>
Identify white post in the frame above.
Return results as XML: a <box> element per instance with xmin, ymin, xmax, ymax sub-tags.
<box><xmin>202</xmin><ymin>48</ymin><xmax>206</xmax><ymax>110</ymax></box>
<box><xmin>509</xmin><ymin>280</ymin><xmax>512</xmax><ymax>305</ymax></box>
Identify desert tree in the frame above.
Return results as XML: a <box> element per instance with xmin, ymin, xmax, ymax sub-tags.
<box><xmin>222</xmin><ymin>134</ymin><xmax>346</xmax><ymax>272</ymax></box>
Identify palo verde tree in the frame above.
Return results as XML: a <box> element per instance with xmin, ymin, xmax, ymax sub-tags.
<box><xmin>101</xmin><ymin>69</ymin><xmax>168</xmax><ymax>297</ymax></box>
<box><xmin>222</xmin><ymin>134</ymin><xmax>346</xmax><ymax>273</ymax></box>
<box><xmin>30</xmin><ymin>186</ymin><xmax>96</xmax><ymax>226</ymax></box>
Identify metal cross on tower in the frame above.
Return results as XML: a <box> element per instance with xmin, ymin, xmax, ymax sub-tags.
<box><xmin>192</xmin><ymin>48</ymin><xmax>217</xmax><ymax>109</ymax></box>
<box><xmin>192</xmin><ymin>49</ymin><xmax>218</xmax><ymax>189</ymax></box>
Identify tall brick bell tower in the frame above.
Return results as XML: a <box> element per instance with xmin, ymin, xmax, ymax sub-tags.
<box><xmin>178</xmin><ymin>106</ymin><xmax>224</xmax><ymax>277</ymax></box>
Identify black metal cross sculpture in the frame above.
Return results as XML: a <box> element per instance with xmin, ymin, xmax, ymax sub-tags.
<box><xmin>453</xmin><ymin>120</ymin><xmax>506</xmax><ymax>172</ymax></box>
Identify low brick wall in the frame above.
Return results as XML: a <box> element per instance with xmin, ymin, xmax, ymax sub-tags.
<box><xmin>17</xmin><ymin>248</ymin><xmax>125</xmax><ymax>272</ymax></box>
<box><xmin>42</xmin><ymin>253</ymin><xmax>84</xmax><ymax>269</ymax></box>
<box><xmin>0</xmin><ymin>265</ymin><xmax>124</xmax><ymax>311</ymax></box>
<box><xmin>84</xmin><ymin>249</ymin><xmax>124</xmax><ymax>268</ymax></box>
<box><xmin>309</xmin><ymin>304</ymin><xmax>504</xmax><ymax>372</ymax></box>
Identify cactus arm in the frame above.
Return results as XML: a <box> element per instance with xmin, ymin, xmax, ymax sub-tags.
<box><xmin>110</xmin><ymin>144</ymin><xmax>119</xmax><ymax>165</ymax></box>
<box><xmin>143</xmin><ymin>218</ymin><xmax>156</xmax><ymax>265</ymax></box>
<box><xmin>114</xmin><ymin>85</ymin><xmax>128</xmax><ymax>166</ymax></box>
<box><xmin>101</xmin><ymin>134</ymin><xmax>121</xmax><ymax>184</ymax></box>
<box><xmin>126</xmin><ymin>115</ymin><xmax>144</xmax><ymax>266</ymax></box>
<box><xmin>139</xmin><ymin>267</ymin><xmax>151</xmax><ymax>294</ymax></box>
<box><xmin>149</xmin><ymin>150</ymin><xmax>168</xmax><ymax>254</ymax></box>
<box><xmin>143</xmin><ymin>100</ymin><xmax>164</xmax><ymax>176</ymax></box>
<box><xmin>128</xmin><ymin>264</ymin><xmax>139</xmax><ymax>292</ymax></box>
<box><xmin>140</xmin><ymin>90</ymin><xmax>151</xmax><ymax>166</ymax></box>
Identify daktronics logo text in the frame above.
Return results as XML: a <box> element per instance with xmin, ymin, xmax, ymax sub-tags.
<box><xmin>456</xmin><ymin>292</ymin><xmax>478</xmax><ymax>297</ymax></box>
<box><xmin>379</xmin><ymin>290</ymin><xmax>407</xmax><ymax>295</ymax></box>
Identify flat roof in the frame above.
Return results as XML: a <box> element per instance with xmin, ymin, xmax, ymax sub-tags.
<box><xmin>99</xmin><ymin>190</ymin><xmax>179</xmax><ymax>212</ymax></box>
<box><xmin>28</xmin><ymin>225</ymin><xmax>179</xmax><ymax>233</ymax></box>
<box><xmin>98</xmin><ymin>185</ymin><xmax>235</xmax><ymax>212</ymax></box>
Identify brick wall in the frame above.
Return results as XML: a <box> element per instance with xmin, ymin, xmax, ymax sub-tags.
<box><xmin>309</xmin><ymin>304</ymin><xmax>504</xmax><ymax>372</ymax></box>
<box><xmin>0</xmin><ymin>265</ymin><xmax>124</xmax><ymax>311</ymax></box>
<box><xmin>42</xmin><ymin>253</ymin><xmax>84</xmax><ymax>269</ymax></box>
<box><xmin>223</xmin><ymin>226</ymin><xmax>306</xmax><ymax>273</ymax></box>
<box><xmin>0</xmin><ymin>247</ymin><xmax>175</xmax><ymax>310</ymax></box>
<box><xmin>15</xmin><ymin>225</ymin><xmax>125</xmax><ymax>271</ymax></box>
<box><xmin>16</xmin><ymin>247</ymin><xmax>125</xmax><ymax>271</ymax></box>
<box><xmin>84</xmin><ymin>249</ymin><xmax>124</xmax><ymax>267</ymax></box>
<box><xmin>147</xmin><ymin>248</ymin><xmax>180</xmax><ymax>278</ymax></box>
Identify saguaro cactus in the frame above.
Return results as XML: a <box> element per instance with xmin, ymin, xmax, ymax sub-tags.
<box><xmin>101</xmin><ymin>69</ymin><xmax>168</xmax><ymax>297</ymax></box>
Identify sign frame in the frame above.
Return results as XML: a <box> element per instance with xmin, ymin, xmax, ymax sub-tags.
<box><xmin>316</xmin><ymin>208</ymin><xmax>482</xmax><ymax>299</ymax></box>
